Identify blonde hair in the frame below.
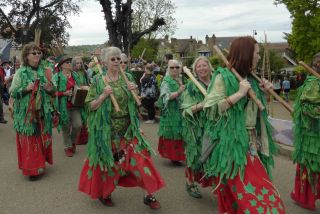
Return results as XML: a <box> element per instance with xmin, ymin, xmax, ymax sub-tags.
<box><xmin>192</xmin><ymin>56</ymin><xmax>214</xmax><ymax>76</ymax></box>
<box><xmin>71</xmin><ymin>56</ymin><xmax>83</xmax><ymax>71</ymax></box>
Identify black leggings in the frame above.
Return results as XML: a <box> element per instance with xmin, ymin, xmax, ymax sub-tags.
<box><xmin>141</xmin><ymin>98</ymin><xmax>156</xmax><ymax>120</ymax></box>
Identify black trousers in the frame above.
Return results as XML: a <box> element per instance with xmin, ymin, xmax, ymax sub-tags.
<box><xmin>141</xmin><ymin>98</ymin><xmax>156</xmax><ymax>120</ymax></box>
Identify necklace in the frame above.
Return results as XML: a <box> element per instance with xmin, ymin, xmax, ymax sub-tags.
<box><xmin>106</xmin><ymin>72</ymin><xmax>119</xmax><ymax>82</ymax></box>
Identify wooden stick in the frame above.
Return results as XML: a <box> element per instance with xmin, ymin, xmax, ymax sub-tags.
<box><xmin>250</xmin><ymin>72</ymin><xmax>293</xmax><ymax>113</ymax></box>
<box><xmin>119</xmin><ymin>66</ymin><xmax>142</xmax><ymax>106</ymax></box>
<box><xmin>138</xmin><ymin>48</ymin><xmax>146</xmax><ymax>63</ymax></box>
<box><xmin>299</xmin><ymin>61</ymin><xmax>320</xmax><ymax>79</ymax></box>
<box><xmin>213</xmin><ymin>45</ymin><xmax>265</xmax><ymax>111</ymax></box>
<box><xmin>182</xmin><ymin>66</ymin><xmax>207</xmax><ymax>96</ymax></box>
<box><xmin>93</xmin><ymin>57</ymin><xmax>120</xmax><ymax>112</ymax></box>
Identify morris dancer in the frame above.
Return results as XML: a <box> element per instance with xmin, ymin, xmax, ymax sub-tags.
<box><xmin>181</xmin><ymin>56</ymin><xmax>215</xmax><ymax>198</ymax></box>
<box><xmin>78</xmin><ymin>47</ymin><xmax>164</xmax><ymax>209</ymax></box>
<box><xmin>10</xmin><ymin>42</ymin><xmax>56</xmax><ymax>180</ymax></box>
<box><xmin>157</xmin><ymin>59</ymin><xmax>186</xmax><ymax>166</ymax></box>
<box><xmin>53</xmin><ymin>56</ymin><xmax>82</xmax><ymax>157</ymax></box>
<box><xmin>72</xmin><ymin>56</ymin><xmax>89</xmax><ymax>145</ymax></box>
<box><xmin>291</xmin><ymin>52</ymin><xmax>320</xmax><ymax>210</ymax></box>
<box><xmin>203</xmin><ymin>37</ymin><xmax>285</xmax><ymax>213</ymax></box>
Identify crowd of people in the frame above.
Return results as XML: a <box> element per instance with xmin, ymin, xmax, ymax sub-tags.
<box><xmin>1</xmin><ymin>36</ymin><xmax>319</xmax><ymax>213</ymax></box>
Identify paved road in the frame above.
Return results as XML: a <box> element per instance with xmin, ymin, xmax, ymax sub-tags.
<box><xmin>0</xmin><ymin>103</ymin><xmax>318</xmax><ymax>214</ymax></box>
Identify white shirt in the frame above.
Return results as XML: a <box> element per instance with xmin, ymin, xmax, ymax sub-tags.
<box><xmin>4</xmin><ymin>67</ymin><xmax>12</xmax><ymax>81</ymax></box>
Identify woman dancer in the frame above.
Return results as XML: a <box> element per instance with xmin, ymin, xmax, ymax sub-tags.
<box><xmin>71</xmin><ymin>56</ymin><xmax>89</xmax><ymax>145</ymax></box>
<box><xmin>203</xmin><ymin>37</ymin><xmax>285</xmax><ymax>213</ymax></box>
<box><xmin>53</xmin><ymin>56</ymin><xmax>82</xmax><ymax>157</ymax></box>
<box><xmin>291</xmin><ymin>52</ymin><xmax>320</xmax><ymax>210</ymax></box>
<box><xmin>157</xmin><ymin>59</ymin><xmax>186</xmax><ymax>165</ymax></box>
<box><xmin>78</xmin><ymin>47</ymin><xmax>164</xmax><ymax>209</ymax></box>
<box><xmin>181</xmin><ymin>56</ymin><xmax>215</xmax><ymax>198</ymax></box>
<box><xmin>10</xmin><ymin>42</ymin><xmax>55</xmax><ymax>180</ymax></box>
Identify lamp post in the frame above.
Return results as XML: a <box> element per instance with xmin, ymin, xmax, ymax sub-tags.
<box><xmin>253</xmin><ymin>30</ymin><xmax>257</xmax><ymax>38</ymax></box>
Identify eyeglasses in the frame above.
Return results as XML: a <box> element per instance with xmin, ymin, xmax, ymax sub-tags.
<box><xmin>110</xmin><ymin>57</ymin><xmax>121</xmax><ymax>62</ymax></box>
<box><xmin>120</xmin><ymin>61</ymin><xmax>128</xmax><ymax>64</ymax></box>
<box><xmin>30</xmin><ymin>51</ymin><xmax>42</xmax><ymax>56</ymax></box>
<box><xmin>169</xmin><ymin>66</ymin><xmax>180</xmax><ymax>69</ymax></box>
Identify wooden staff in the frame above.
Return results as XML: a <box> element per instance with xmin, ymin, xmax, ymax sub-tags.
<box><xmin>182</xmin><ymin>66</ymin><xmax>207</xmax><ymax>96</ymax></box>
<box><xmin>213</xmin><ymin>45</ymin><xmax>265</xmax><ymax>111</ymax></box>
<box><xmin>93</xmin><ymin>57</ymin><xmax>120</xmax><ymax>112</ymax></box>
<box><xmin>299</xmin><ymin>61</ymin><xmax>320</xmax><ymax>79</ymax></box>
<box><xmin>250</xmin><ymin>72</ymin><xmax>293</xmax><ymax>113</ymax></box>
<box><xmin>119</xmin><ymin>66</ymin><xmax>142</xmax><ymax>106</ymax></box>
<box><xmin>138</xmin><ymin>48</ymin><xmax>146</xmax><ymax>64</ymax></box>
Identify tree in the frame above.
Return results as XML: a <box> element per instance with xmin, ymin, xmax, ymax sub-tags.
<box><xmin>98</xmin><ymin>0</ymin><xmax>168</xmax><ymax>54</ymax></box>
<box><xmin>0</xmin><ymin>0</ymin><xmax>81</xmax><ymax>46</ymax></box>
<box><xmin>132</xmin><ymin>0</ymin><xmax>177</xmax><ymax>39</ymax></box>
<box><xmin>131</xmin><ymin>38</ymin><xmax>159</xmax><ymax>62</ymax></box>
<box><xmin>274</xmin><ymin>0</ymin><xmax>320</xmax><ymax>62</ymax></box>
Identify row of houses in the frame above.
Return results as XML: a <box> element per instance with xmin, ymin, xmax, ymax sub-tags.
<box><xmin>157</xmin><ymin>34</ymin><xmax>291</xmax><ymax>58</ymax></box>
<box><xmin>2</xmin><ymin>34</ymin><xmax>295</xmax><ymax>71</ymax></box>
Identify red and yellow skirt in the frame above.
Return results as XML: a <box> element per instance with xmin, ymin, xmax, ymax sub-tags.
<box><xmin>215</xmin><ymin>155</ymin><xmax>285</xmax><ymax>214</ymax></box>
<box><xmin>78</xmin><ymin>138</ymin><xmax>165</xmax><ymax>199</ymax></box>
<box><xmin>291</xmin><ymin>164</ymin><xmax>320</xmax><ymax>210</ymax></box>
<box><xmin>158</xmin><ymin>137</ymin><xmax>185</xmax><ymax>161</ymax></box>
<box><xmin>16</xmin><ymin>132</ymin><xmax>53</xmax><ymax>176</ymax></box>
<box><xmin>185</xmin><ymin>168</ymin><xmax>216</xmax><ymax>188</ymax></box>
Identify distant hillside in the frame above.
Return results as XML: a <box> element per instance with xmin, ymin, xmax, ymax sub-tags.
<box><xmin>65</xmin><ymin>44</ymin><xmax>105</xmax><ymax>57</ymax></box>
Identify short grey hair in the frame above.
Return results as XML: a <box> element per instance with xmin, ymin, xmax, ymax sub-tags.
<box><xmin>100</xmin><ymin>47</ymin><xmax>121</xmax><ymax>67</ymax></box>
<box><xmin>166</xmin><ymin>59</ymin><xmax>181</xmax><ymax>73</ymax></box>
<box><xmin>121</xmin><ymin>53</ymin><xmax>128</xmax><ymax>62</ymax></box>
<box><xmin>192</xmin><ymin>56</ymin><xmax>214</xmax><ymax>76</ymax></box>
<box><xmin>166</xmin><ymin>59</ymin><xmax>182</xmax><ymax>77</ymax></box>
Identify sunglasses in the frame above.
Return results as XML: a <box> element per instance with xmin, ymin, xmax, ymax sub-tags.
<box><xmin>110</xmin><ymin>57</ymin><xmax>121</xmax><ymax>62</ymax></box>
<box><xmin>30</xmin><ymin>51</ymin><xmax>42</xmax><ymax>56</ymax></box>
<box><xmin>120</xmin><ymin>61</ymin><xmax>128</xmax><ymax>64</ymax></box>
<box><xmin>169</xmin><ymin>66</ymin><xmax>180</xmax><ymax>69</ymax></box>
<box><xmin>64</xmin><ymin>61</ymin><xmax>72</xmax><ymax>64</ymax></box>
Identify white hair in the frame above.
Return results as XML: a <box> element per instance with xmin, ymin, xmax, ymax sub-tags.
<box><xmin>100</xmin><ymin>47</ymin><xmax>121</xmax><ymax>66</ymax></box>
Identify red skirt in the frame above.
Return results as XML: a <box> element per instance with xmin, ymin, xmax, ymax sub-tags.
<box><xmin>185</xmin><ymin>168</ymin><xmax>215</xmax><ymax>188</ymax></box>
<box><xmin>215</xmin><ymin>155</ymin><xmax>285</xmax><ymax>214</ymax></box>
<box><xmin>16</xmin><ymin>133</ymin><xmax>53</xmax><ymax>176</ymax></box>
<box><xmin>291</xmin><ymin>164</ymin><xmax>320</xmax><ymax>210</ymax></box>
<box><xmin>158</xmin><ymin>137</ymin><xmax>185</xmax><ymax>161</ymax></box>
<box><xmin>75</xmin><ymin>125</ymin><xmax>88</xmax><ymax>145</ymax></box>
<box><xmin>78</xmin><ymin>138</ymin><xmax>165</xmax><ymax>199</ymax></box>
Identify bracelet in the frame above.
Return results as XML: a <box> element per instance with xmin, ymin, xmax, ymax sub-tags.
<box><xmin>226</xmin><ymin>97</ymin><xmax>233</xmax><ymax>107</ymax></box>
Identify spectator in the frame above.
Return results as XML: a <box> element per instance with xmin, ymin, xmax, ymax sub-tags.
<box><xmin>272</xmin><ymin>76</ymin><xmax>281</xmax><ymax>102</ymax></box>
<box><xmin>2</xmin><ymin>60</ymin><xmax>12</xmax><ymax>105</ymax></box>
<box><xmin>140</xmin><ymin>64</ymin><xmax>157</xmax><ymax>124</ymax></box>
<box><xmin>282</xmin><ymin>77</ymin><xmax>291</xmax><ymax>102</ymax></box>
<box><xmin>0</xmin><ymin>60</ymin><xmax>7</xmax><ymax>123</ymax></box>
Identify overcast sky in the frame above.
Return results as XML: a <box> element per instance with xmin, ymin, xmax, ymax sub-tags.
<box><xmin>68</xmin><ymin>0</ymin><xmax>292</xmax><ymax>46</ymax></box>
